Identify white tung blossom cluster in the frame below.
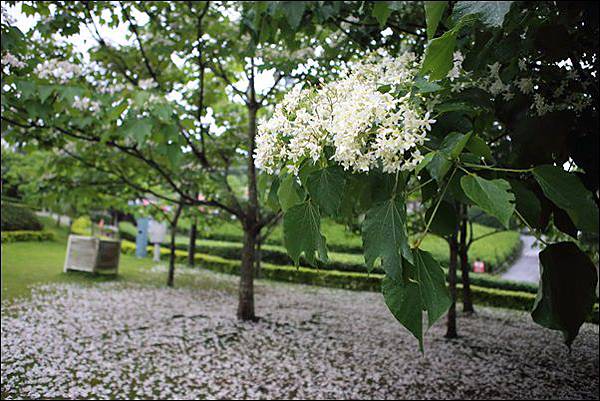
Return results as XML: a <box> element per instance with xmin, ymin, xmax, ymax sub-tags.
<box><xmin>138</xmin><ymin>78</ymin><xmax>158</xmax><ymax>90</ymax></box>
<box><xmin>34</xmin><ymin>59</ymin><xmax>83</xmax><ymax>83</ymax></box>
<box><xmin>1</xmin><ymin>52</ymin><xmax>26</xmax><ymax>69</ymax></box>
<box><xmin>448</xmin><ymin>55</ymin><xmax>593</xmax><ymax>117</ymax></box>
<box><xmin>1</xmin><ymin>5</ymin><xmax>15</xmax><ymax>25</ymax></box>
<box><xmin>72</xmin><ymin>96</ymin><xmax>101</xmax><ymax>113</ymax></box>
<box><xmin>255</xmin><ymin>52</ymin><xmax>435</xmax><ymax>175</ymax></box>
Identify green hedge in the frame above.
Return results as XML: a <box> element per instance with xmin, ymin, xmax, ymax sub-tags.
<box><xmin>118</xmin><ymin>219</ymin><xmax>522</xmax><ymax>273</ymax></box>
<box><xmin>1</xmin><ymin>230</ymin><xmax>55</xmax><ymax>243</ymax></box>
<box><xmin>119</xmin><ymin>240</ymin><xmax>597</xmax><ymax>323</ymax></box>
<box><xmin>122</xmin><ymin>234</ymin><xmax>536</xmax><ymax>294</ymax></box>
<box><xmin>1</xmin><ymin>203</ymin><xmax>43</xmax><ymax>231</ymax></box>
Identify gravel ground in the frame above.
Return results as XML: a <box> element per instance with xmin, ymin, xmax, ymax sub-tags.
<box><xmin>1</xmin><ymin>268</ymin><xmax>598</xmax><ymax>400</ymax></box>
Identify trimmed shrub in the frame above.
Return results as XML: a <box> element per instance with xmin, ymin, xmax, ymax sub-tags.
<box><xmin>138</xmin><ymin>236</ymin><xmax>537</xmax><ymax>294</ymax></box>
<box><xmin>1</xmin><ymin>230</ymin><xmax>55</xmax><ymax>243</ymax></box>
<box><xmin>118</xmin><ymin>221</ymin><xmax>137</xmax><ymax>241</ymax></box>
<box><xmin>1</xmin><ymin>203</ymin><xmax>43</xmax><ymax>231</ymax></box>
<box><xmin>71</xmin><ymin>216</ymin><xmax>92</xmax><ymax>235</ymax></box>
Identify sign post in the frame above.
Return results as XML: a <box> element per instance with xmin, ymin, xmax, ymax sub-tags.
<box><xmin>148</xmin><ymin>219</ymin><xmax>168</xmax><ymax>262</ymax></box>
<box><xmin>135</xmin><ymin>217</ymin><xmax>149</xmax><ymax>258</ymax></box>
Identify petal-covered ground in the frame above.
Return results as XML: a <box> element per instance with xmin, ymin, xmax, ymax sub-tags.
<box><xmin>1</xmin><ymin>268</ymin><xmax>598</xmax><ymax>400</ymax></box>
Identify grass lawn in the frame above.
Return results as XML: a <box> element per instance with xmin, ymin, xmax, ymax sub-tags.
<box><xmin>1</xmin><ymin>217</ymin><xmax>235</xmax><ymax>301</ymax></box>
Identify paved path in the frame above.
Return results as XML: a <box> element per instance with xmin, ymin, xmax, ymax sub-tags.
<box><xmin>36</xmin><ymin>211</ymin><xmax>71</xmax><ymax>226</ymax></box>
<box><xmin>501</xmin><ymin>234</ymin><xmax>540</xmax><ymax>284</ymax></box>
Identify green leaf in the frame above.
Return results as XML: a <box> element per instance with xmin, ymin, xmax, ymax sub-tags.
<box><xmin>453</xmin><ymin>1</ymin><xmax>513</xmax><ymax>28</ymax></box>
<box><xmin>382</xmin><ymin>277</ymin><xmax>423</xmax><ymax>350</ymax></box>
<box><xmin>58</xmin><ymin>86</ymin><xmax>83</xmax><ymax>103</ymax></box>
<box><xmin>421</xmin><ymin>28</ymin><xmax>457</xmax><ymax>80</ymax></box>
<box><xmin>277</xmin><ymin>174</ymin><xmax>305</xmax><ymax>211</ymax></box>
<box><xmin>362</xmin><ymin>196</ymin><xmax>412</xmax><ymax>281</ymax></box>
<box><xmin>281</xmin><ymin>1</ymin><xmax>306</xmax><ymax>29</ymax></box>
<box><xmin>153</xmin><ymin>104</ymin><xmax>172</xmax><ymax>122</ymax></box>
<box><xmin>165</xmin><ymin>143</ymin><xmax>181</xmax><ymax>168</ymax></box>
<box><xmin>427</xmin><ymin>132</ymin><xmax>471</xmax><ymax>181</ymax></box>
<box><xmin>460</xmin><ymin>175</ymin><xmax>515</xmax><ymax>228</ymax></box>
<box><xmin>413</xmin><ymin>249</ymin><xmax>452</xmax><ymax>328</ymax></box>
<box><xmin>465</xmin><ymin>135</ymin><xmax>492</xmax><ymax>161</ymax></box>
<box><xmin>265</xmin><ymin>176</ymin><xmax>281</xmax><ymax>211</ymax></box>
<box><xmin>414</xmin><ymin>76</ymin><xmax>443</xmax><ymax>93</ymax></box>
<box><xmin>181</xmin><ymin>118</ymin><xmax>195</xmax><ymax>131</ymax></box>
<box><xmin>532</xmin><ymin>242</ymin><xmax>598</xmax><ymax>347</ymax></box>
<box><xmin>283</xmin><ymin>200</ymin><xmax>328</xmax><ymax>266</ymax></box>
<box><xmin>38</xmin><ymin>85</ymin><xmax>55</xmax><ymax>103</ymax></box>
<box><xmin>372</xmin><ymin>1</ymin><xmax>393</xmax><ymax>27</ymax></box>
<box><xmin>424</xmin><ymin>1</ymin><xmax>448</xmax><ymax>39</ymax></box>
<box><xmin>532</xmin><ymin>165</ymin><xmax>599</xmax><ymax>234</ymax></box>
<box><xmin>15</xmin><ymin>80</ymin><xmax>36</xmax><ymax>100</ymax></box>
<box><xmin>133</xmin><ymin>91</ymin><xmax>150</xmax><ymax>107</ymax></box>
<box><xmin>425</xmin><ymin>201</ymin><xmax>457</xmax><ymax>237</ymax></box>
<box><xmin>416</xmin><ymin>152</ymin><xmax>435</xmax><ymax>175</ymax></box>
<box><xmin>124</xmin><ymin>118</ymin><xmax>153</xmax><ymax>143</ymax></box>
<box><xmin>108</xmin><ymin>101</ymin><xmax>128</xmax><ymax>121</ymax></box>
<box><xmin>306</xmin><ymin>166</ymin><xmax>346</xmax><ymax>216</ymax></box>
<box><xmin>509</xmin><ymin>180</ymin><xmax>541</xmax><ymax>229</ymax></box>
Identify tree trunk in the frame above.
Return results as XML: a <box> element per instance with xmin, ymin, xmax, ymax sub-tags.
<box><xmin>238</xmin><ymin>226</ymin><xmax>257</xmax><ymax>321</ymax></box>
<box><xmin>446</xmin><ymin>234</ymin><xmax>459</xmax><ymax>338</ymax></box>
<box><xmin>188</xmin><ymin>217</ymin><xmax>197</xmax><ymax>267</ymax></box>
<box><xmin>254</xmin><ymin>235</ymin><xmax>262</xmax><ymax>278</ymax></box>
<box><xmin>56</xmin><ymin>214</ymin><xmax>61</xmax><ymax>227</ymax></box>
<box><xmin>167</xmin><ymin>204</ymin><xmax>183</xmax><ymax>287</ymax></box>
<box><xmin>459</xmin><ymin>205</ymin><xmax>475</xmax><ymax>313</ymax></box>
<box><xmin>237</xmin><ymin>77</ymin><xmax>260</xmax><ymax>321</ymax></box>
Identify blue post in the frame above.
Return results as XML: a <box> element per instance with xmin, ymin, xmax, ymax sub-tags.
<box><xmin>136</xmin><ymin>217</ymin><xmax>149</xmax><ymax>258</ymax></box>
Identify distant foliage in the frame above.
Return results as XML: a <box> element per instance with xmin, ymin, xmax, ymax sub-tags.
<box><xmin>0</xmin><ymin>203</ymin><xmax>43</xmax><ymax>231</ymax></box>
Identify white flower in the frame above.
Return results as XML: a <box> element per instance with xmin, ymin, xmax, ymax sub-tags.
<box><xmin>72</xmin><ymin>96</ymin><xmax>101</xmax><ymax>113</ymax></box>
<box><xmin>34</xmin><ymin>59</ymin><xmax>82</xmax><ymax>83</ymax></box>
<box><xmin>502</xmin><ymin>91</ymin><xmax>514</xmax><ymax>101</ymax></box>
<box><xmin>256</xmin><ymin>52</ymin><xmax>431</xmax><ymax>175</ymax></box>
<box><xmin>488</xmin><ymin>62</ymin><xmax>501</xmax><ymax>76</ymax></box>
<box><xmin>1</xmin><ymin>52</ymin><xmax>26</xmax><ymax>69</ymax></box>
<box><xmin>139</xmin><ymin>78</ymin><xmax>157</xmax><ymax>90</ymax></box>
<box><xmin>531</xmin><ymin>94</ymin><xmax>552</xmax><ymax>116</ymax></box>
<box><xmin>1</xmin><ymin>5</ymin><xmax>15</xmax><ymax>25</ymax></box>
<box><xmin>447</xmin><ymin>51</ymin><xmax>464</xmax><ymax>82</ymax></box>
<box><xmin>566</xmin><ymin>69</ymin><xmax>579</xmax><ymax>81</ymax></box>
<box><xmin>517</xmin><ymin>78</ymin><xmax>534</xmax><ymax>94</ymax></box>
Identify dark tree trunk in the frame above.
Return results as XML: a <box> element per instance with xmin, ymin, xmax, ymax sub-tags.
<box><xmin>56</xmin><ymin>214</ymin><xmax>61</xmax><ymax>227</ymax></box>
<box><xmin>254</xmin><ymin>235</ymin><xmax>262</xmax><ymax>278</ymax></box>
<box><xmin>188</xmin><ymin>217</ymin><xmax>197</xmax><ymax>267</ymax></box>
<box><xmin>167</xmin><ymin>204</ymin><xmax>183</xmax><ymax>287</ymax></box>
<box><xmin>446</xmin><ymin>234</ymin><xmax>459</xmax><ymax>339</ymax></box>
<box><xmin>459</xmin><ymin>205</ymin><xmax>475</xmax><ymax>313</ymax></box>
<box><xmin>238</xmin><ymin>226</ymin><xmax>257</xmax><ymax>321</ymax></box>
<box><xmin>237</xmin><ymin>83</ymin><xmax>260</xmax><ymax>321</ymax></box>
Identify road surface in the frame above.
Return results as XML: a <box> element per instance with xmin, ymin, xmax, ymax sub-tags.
<box><xmin>501</xmin><ymin>234</ymin><xmax>540</xmax><ymax>284</ymax></box>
